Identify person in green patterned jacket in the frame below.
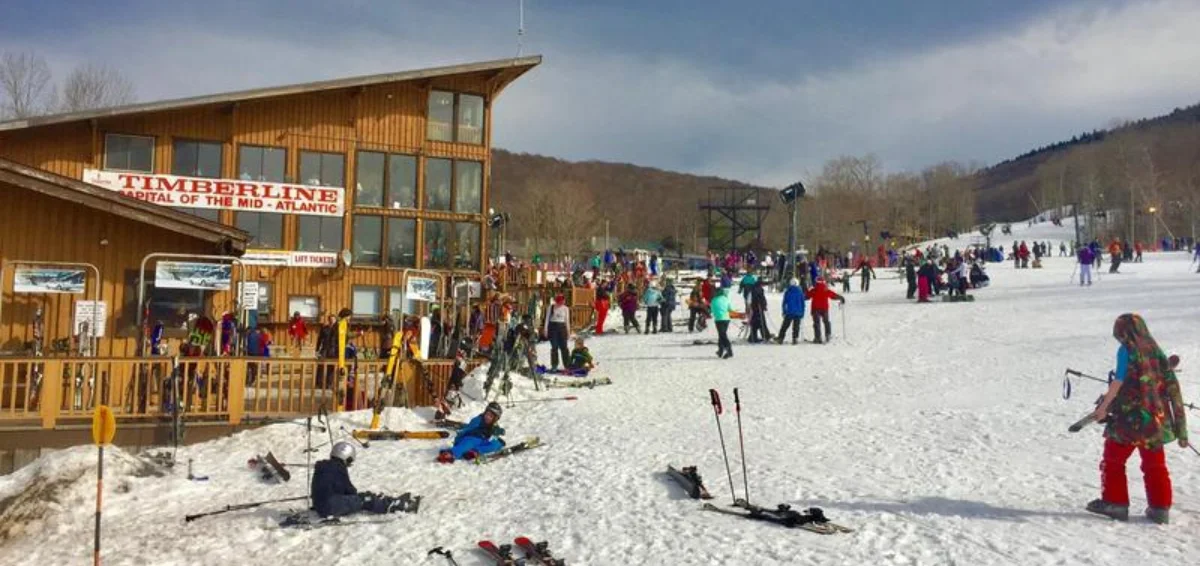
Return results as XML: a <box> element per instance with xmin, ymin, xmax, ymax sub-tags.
<box><xmin>1086</xmin><ymin>313</ymin><xmax>1189</xmax><ymax>524</ymax></box>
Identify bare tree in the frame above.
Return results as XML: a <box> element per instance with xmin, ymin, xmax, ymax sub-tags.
<box><xmin>0</xmin><ymin>51</ymin><xmax>54</xmax><ymax>119</ymax></box>
<box><xmin>58</xmin><ymin>63</ymin><xmax>135</xmax><ymax>113</ymax></box>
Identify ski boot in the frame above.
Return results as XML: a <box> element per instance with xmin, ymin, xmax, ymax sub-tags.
<box><xmin>436</xmin><ymin>450</ymin><xmax>455</xmax><ymax>464</ymax></box>
<box><xmin>1085</xmin><ymin>499</ymin><xmax>1129</xmax><ymax>521</ymax></box>
<box><xmin>1146</xmin><ymin>506</ymin><xmax>1169</xmax><ymax>525</ymax></box>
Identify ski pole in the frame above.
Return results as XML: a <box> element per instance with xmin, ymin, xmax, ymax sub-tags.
<box><xmin>305</xmin><ymin>416</ymin><xmax>313</xmax><ymax>508</ymax></box>
<box><xmin>708</xmin><ymin>389</ymin><xmax>737</xmax><ymax>505</ymax></box>
<box><xmin>733</xmin><ymin>388</ymin><xmax>749</xmax><ymax>506</ymax></box>
<box><xmin>184</xmin><ymin>495</ymin><xmax>309</xmax><ymax>522</ymax></box>
<box><xmin>504</xmin><ymin>396</ymin><xmax>579</xmax><ymax>404</ymax></box>
<box><xmin>839</xmin><ymin>303</ymin><xmax>847</xmax><ymax>343</ymax></box>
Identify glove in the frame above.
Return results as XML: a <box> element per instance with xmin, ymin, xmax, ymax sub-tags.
<box><xmin>494</xmin><ymin>426</ymin><xmax>506</xmax><ymax>437</ymax></box>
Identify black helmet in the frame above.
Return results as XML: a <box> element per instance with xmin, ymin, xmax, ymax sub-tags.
<box><xmin>485</xmin><ymin>402</ymin><xmax>503</xmax><ymax>419</ymax></box>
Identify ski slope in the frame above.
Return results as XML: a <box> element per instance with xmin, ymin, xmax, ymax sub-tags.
<box><xmin>3</xmin><ymin>222</ymin><xmax>1199</xmax><ymax>566</ymax></box>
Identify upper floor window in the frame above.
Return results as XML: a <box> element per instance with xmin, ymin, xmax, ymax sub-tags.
<box><xmin>236</xmin><ymin>145</ymin><xmax>287</xmax><ymax>249</ymax></box>
<box><xmin>297</xmin><ymin>151</ymin><xmax>345</xmax><ymax>253</ymax></box>
<box><xmin>427</xmin><ymin>90</ymin><xmax>485</xmax><ymax>144</ymax></box>
<box><xmin>171</xmin><ymin>139</ymin><xmax>222</xmax><ymax>221</ymax></box>
<box><xmin>424</xmin><ymin>158</ymin><xmax>483</xmax><ymax>214</ymax></box>
<box><xmin>356</xmin><ymin>151</ymin><xmax>417</xmax><ymax>209</ymax></box>
<box><xmin>103</xmin><ymin>134</ymin><xmax>154</xmax><ymax>172</ymax></box>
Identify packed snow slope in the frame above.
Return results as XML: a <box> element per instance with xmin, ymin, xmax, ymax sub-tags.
<box><xmin>3</xmin><ymin>227</ymin><xmax>1200</xmax><ymax>566</ymax></box>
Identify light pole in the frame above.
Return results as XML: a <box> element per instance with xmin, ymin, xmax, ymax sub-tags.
<box><xmin>780</xmin><ymin>181</ymin><xmax>805</xmax><ymax>282</ymax></box>
<box><xmin>1148</xmin><ymin>206</ymin><xmax>1158</xmax><ymax>248</ymax></box>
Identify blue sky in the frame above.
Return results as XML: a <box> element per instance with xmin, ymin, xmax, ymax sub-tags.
<box><xmin>2</xmin><ymin>0</ymin><xmax>1198</xmax><ymax>186</ymax></box>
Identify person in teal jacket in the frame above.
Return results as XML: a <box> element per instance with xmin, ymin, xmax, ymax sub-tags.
<box><xmin>710</xmin><ymin>287</ymin><xmax>733</xmax><ymax>359</ymax></box>
<box><xmin>642</xmin><ymin>284</ymin><xmax>663</xmax><ymax>334</ymax></box>
<box><xmin>739</xmin><ymin>273</ymin><xmax>758</xmax><ymax>310</ymax></box>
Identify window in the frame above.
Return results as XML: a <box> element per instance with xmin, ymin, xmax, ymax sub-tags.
<box><xmin>455</xmin><ymin>222</ymin><xmax>481</xmax><ymax>270</ymax></box>
<box><xmin>236</xmin><ymin>145</ymin><xmax>287</xmax><ymax>248</ymax></box>
<box><xmin>427</xmin><ymin>90</ymin><xmax>454</xmax><ymax>142</ymax></box>
<box><xmin>426</xmin><ymin>91</ymin><xmax>486</xmax><ymax>144</ymax></box>
<box><xmin>457</xmin><ymin>94</ymin><xmax>485</xmax><ymax>144</ymax></box>
<box><xmin>120</xmin><ymin>270</ymin><xmax>203</xmax><ymax>332</ymax></box>
<box><xmin>425</xmin><ymin>158</ymin><xmax>452</xmax><ymax>211</ymax></box>
<box><xmin>297</xmin><ymin>151</ymin><xmax>345</xmax><ymax>252</ymax></box>
<box><xmin>424</xmin><ymin>221</ymin><xmax>452</xmax><ymax>269</ymax></box>
<box><xmin>355</xmin><ymin>151</ymin><xmax>385</xmax><ymax>208</ymax></box>
<box><xmin>388</xmin><ymin>154</ymin><xmax>417</xmax><ymax>209</ymax></box>
<box><xmin>352</xmin><ymin>216</ymin><xmax>383</xmax><ymax>267</ymax></box>
<box><xmin>288</xmin><ymin>296</ymin><xmax>320</xmax><ymax>320</ymax></box>
<box><xmin>387</xmin><ymin>218</ymin><xmax>417</xmax><ymax>268</ymax></box>
<box><xmin>253</xmin><ymin>281</ymin><xmax>272</xmax><ymax>315</ymax></box>
<box><xmin>355</xmin><ymin>151</ymin><xmax>416</xmax><ymax>209</ymax></box>
<box><xmin>170</xmin><ymin>139</ymin><xmax>222</xmax><ymax>221</ymax></box>
<box><xmin>389</xmin><ymin>287</ymin><xmax>421</xmax><ymax>318</ymax></box>
<box><xmin>455</xmin><ymin>161</ymin><xmax>483</xmax><ymax>214</ymax></box>
<box><xmin>104</xmin><ymin>134</ymin><xmax>154</xmax><ymax>172</ymax></box>
<box><xmin>352</xmin><ymin>286</ymin><xmax>382</xmax><ymax>318</ymax></box>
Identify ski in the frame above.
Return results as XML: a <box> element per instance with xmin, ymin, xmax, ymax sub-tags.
<box><xmin>429</xmin><ymin>418</ymin><xmax>467</xmax><ymax>430</ymax></box>
<box><xmin>478</xmin><ymin>540</ymin><xmax>524</xmax><ymax>565</ymax></box>
<box><xmin>514</xmin><ymin>536</ymin><xmax>566</xmax><ymax>566</ymax></box>
<box><xmin>547</xmin><ymin>377</ymin><xmax>612</xmax><ymax>389</ymax></box>
<box><xmin>247</xmin><ymin>451</ymin><xmax>292</xmax><ymax>482</ymax></box>
<box><xmin>278</xmin><ymin>511</ymin><xmax>397</xmax><ymax>529</ymax></box>
<box><xmin>474</xmin><ymin>437</ymin><xmax>543</xmax><ymax>465</ymax></box>
<box><xmin>1068</xmin><ymin>413</ymin><xmax>1098</xmax><ymax>433</ymax></box>
<box><xmin>351</xmin><ymin>429</ymin><xmax>450</xmax><ymax>441</ymax></box>
<box><xmin>666</xmin><ymin>465</ymin><xmax>713</xmax><ymax>500</ymax></box>
<box><xmin>701</xmin><ymin>501</ymin><xmax>852</xmax><ymax>534</ymax></box>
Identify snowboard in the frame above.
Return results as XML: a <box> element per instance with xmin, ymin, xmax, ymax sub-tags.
<box><xmin>419</xmin><ymin>315</ymin><xmax>432</xmax><ymax>361</ymax></box>
<box><xmin>351</xmin><ymin>429</ymin><xmax>450</xmax><ymax>441</ymax></box>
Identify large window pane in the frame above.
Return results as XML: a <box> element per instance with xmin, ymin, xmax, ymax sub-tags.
<box><xmin>298</xmin><ymin>216</ymin><xmax>343</xmax><ymax>252</ymax></box>
<box><xmin>289</xmin><ymin>296</ymin><xmax>320</xmax><ymax>320</ymax></box>
<box><xmin>104</xmin><ymin>134</ymin><xmax>154</xmax><ymax>172</ymax></box>
<box><xmin>171</xmin><ymin>139</ymin><xmax>222</xmax><ymax>221</ymax></box>
<box><xmin>455</xmin><ymin>222</ymin><xmax>481</xmax><ymax>270</ymax></box>
<box><xmin>387</xmin><ymin>154</ymin><xmax>417</xmax><ymax>209</ymax></box>
<box><xmin>425</xmin><ymin>158</ymin><xmax>452</xmax><ymax>211</ymax></box>
<box><xmin>427</xmin><ymin>91</ymin><xmax>454</xmax><ymax>141</ymax></box>
<box><xmin>352</xmin><ymin>286</ymin><xmax>382</xmax><ymax>318</ymax></box>
<box><xmin>355</xmin><ymin>151</ymin><xmax>385</xmax><ymax>207</ymax></box>
<box><xmin>423</xmin><ymin>221</ymin><xmax>452</xmax><ymax>269</ymax></box>
<box><xmin>298</xmin><ymin>151</ymin><xmax>345</xmax><ymax>252</ymax></box>
<box><xmin>455</xmin><ymin>161</ymin><xmax>483</xmax><ymax>214</ymax></box>
<box><xmin>457</xmin><ymin>94</ymin><xmax>485</xmax><ymax>144</ymax></box>
<box><xmin>387</xmin><ymin>218</ymin><xmax>416</xmax><ymax>268</ymax></box>
<box><xmin>237</xmin><ymin>145</ymin><xmax>286</xmax><ymax>248</ymax></box>
<box><xmin>352</xmin><ymin>216</ymin><xmax>382</xmax><ymax>267</ymax></box>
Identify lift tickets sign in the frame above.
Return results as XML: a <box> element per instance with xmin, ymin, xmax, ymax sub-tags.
<box><xmin>83</xmin><ymin>169</ymin><xmax>345</xmax><ymax>217</ymax></box>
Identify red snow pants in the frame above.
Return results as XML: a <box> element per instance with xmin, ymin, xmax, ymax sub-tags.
<box><xmin>1100</xmin><ymin>438</ymin><xmax>1172</xmax><ymax>508</ymax></box>
<box><xmin>917</xmin><ymin>276</ymin><xmax>930</xmax><ymax>302</ymax></box>
<box><xmin>595</xmin><ymin>299</ymin><xmax>609</xmax><ymax>334</ymax></box>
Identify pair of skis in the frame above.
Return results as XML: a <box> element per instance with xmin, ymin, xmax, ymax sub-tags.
<box><xmin>478</xmin><ymin>537</ymin><xmax>565</xmax><ymax>565</ymax></box>
<box><xmin>547</xmin><ymin>377</ymin><xmax>612</xmax><ymax>389</ymax></box>
<box><xmin>474</xmin><ymin>437</ymin><xmax>543</xmax><ymax>465</ymax></box>
<box><xmin>702</xmin><ymin>388</ymin><xmax>852</xmax><ymax>534</ymax></box>
<box><xmin>351</xmin><ymin>429</ymin><xmax>450</xmax><ymax>441</ymax></box>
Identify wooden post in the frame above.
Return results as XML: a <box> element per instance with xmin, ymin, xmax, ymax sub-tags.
<box><xmin>227</xmin><ymin>360</ymin><xmax>246</xmax><ymax>425</ymax></box>
<box><xmin>40</xmin><ymin>360</ymin><xmax>63</xmax><ymax>429</ymax></box>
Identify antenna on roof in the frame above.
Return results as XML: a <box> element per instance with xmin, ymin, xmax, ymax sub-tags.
<box><xmin>516</xmin><ymin>0</ymin><xmax>526</xmax><ymax>57</ymax></box>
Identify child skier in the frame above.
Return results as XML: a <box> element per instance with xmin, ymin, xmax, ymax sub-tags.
<box><xmin>437</xmin><ymin>402</ymin><xmax>506</xmax><ymax>463</ymax></box>
<box><xmin>566</xmin><ymin>336</ymin><xmax>595</xmax><ymax>373</ymax></box>
<box><xmin>311</xmin><ymin>441</ymin><xmax>411</xmax><ymax>517</ymax></box>
<box><xmin>1086</xmin><ymin>314</ymin><xmax>1188</xmax><ymax>524</ymax></box>
<box><xmin>775</xmin><ymin>278</ymin><xmax>806</xmax><ymax>344</ymax></box>
<box><xmin>807</xmin><ymin>278</ymin><xmax>845</xmax><ymax>344</ymax></box>
<box><xmin>661</xmin><ymin>279</ymin><xmax>678</xmax><ymax>332</ymax></box>
<box><xmin>618</xmin><ymin>286</ymin><xmax>641</xmax><ymax>334</ymax></box>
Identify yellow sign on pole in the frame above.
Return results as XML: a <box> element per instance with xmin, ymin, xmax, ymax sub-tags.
<box><xmin>92</xmin><ymin>405</ymin><xmax>116</xmax><ymax>445</ymax></box>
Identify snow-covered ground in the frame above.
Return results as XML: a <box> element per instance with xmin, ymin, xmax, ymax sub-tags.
<box><xmin>3</xmin><ymin>220</ymin><xmax>1200</xmax><ymax>566</ymax></box>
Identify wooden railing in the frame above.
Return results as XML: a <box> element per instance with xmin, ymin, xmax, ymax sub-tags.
<box><xmin>0</xmin><ymin>356</ymin><xmax>478</xmax><ymax>429</ymax></box>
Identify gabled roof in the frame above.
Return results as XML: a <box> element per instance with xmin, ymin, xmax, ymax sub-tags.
<box><xmin>0</xmin><ymin>56</ymin><xmax>542</xmax><ymax>132</ymax></box>
<box><xmin>0</xmin><ymin>158</ymin><xmax>250</xmax><ymax>252</ymax></box>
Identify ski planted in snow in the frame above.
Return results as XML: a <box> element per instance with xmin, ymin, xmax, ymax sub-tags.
<box><xmin>666</xmin><ymin>465</ymin><xmax>713</xmax><ymax>500</ymax></box>
<box><xmin>547</xmin><ymin>377</ymin><xmax>612</xmax><ymax>389</ymax></box>
<box><xmin>248</xmin><ymin>451</ymin><xmax>292</xmax><ymax>482</ymax></box>
<box><xmin>474</xmin><ymin>437</ymin><xmax>543</xmax><ymax>465</ymax></box>
<box><xmin>514</xmin><ymin>536</ymin><xmax>566</xmax><ymax>566</ymax></box>
<box><xmin>702</xmin><ymin>500</ymin><xmax>853</xmax><ymax>535</ymax></box>
<box><xmin>351</xmin><ymin>429</ymin><xmax>450</xmax><ymax>441</ymax></box>
<box><xmin>478</xmin><ymin>540</ymin><xmax>524</xmax><ymax>565</ymax></box>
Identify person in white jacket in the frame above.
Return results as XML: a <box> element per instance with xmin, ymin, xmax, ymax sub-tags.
<box><xmin>544</xmin><ymin>294</ymin><xmax>572</xmax><ymax>371</ymax></box>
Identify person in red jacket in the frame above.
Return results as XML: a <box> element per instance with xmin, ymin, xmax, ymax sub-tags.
<box><xmin>287</xmin><ymin>311</ymin><xmax>308</xmax><ymax>355</ymax></box>
<box><xmin>594</xmin><ymin>287</ymin><xmax>611</xmax><ymax>335</ymax></box>
<box><xmin>700</xmin><ymin>278</ymin><xmax>715</xmax><ymax>304</ymax></box>
<box><xmin>807</xmin><ymin>279</ymin><xmax>844</xmax><ymax>344</ymax></box>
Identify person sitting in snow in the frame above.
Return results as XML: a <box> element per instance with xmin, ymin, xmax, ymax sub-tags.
<box><xmin>566</xmin><ymin>336</ymin><xmax>595</xmax><ymax>374</ymax></box>
<box><xmin>438</xmin><ymin>402</ymin><xmax>507</xmax><ymax>463</ymax></box>
<box><xmin>311</xmin><ymin>441</ymin><xmax>413</xmax><ymax>517</ymax></box>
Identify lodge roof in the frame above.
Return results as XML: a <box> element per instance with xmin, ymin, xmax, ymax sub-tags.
<box><xmin>0</xmin><ymin>56</ymin><xmax>543</xmax><ymax>133</ymax></box>
<box><xmin>0</xmin><ymin>157</ymin><xmax>251</xmax><ymax>252</ymax></box>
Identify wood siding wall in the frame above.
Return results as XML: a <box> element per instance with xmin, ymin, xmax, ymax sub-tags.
<box><xmin>0</xmin><ymin>70</ymin><xmax>516</xmax><ymax>354</ymax></box>
<box><xmin>0</xmin><ymin>186</ymin><xmax>217</xmax><ymax>356</ymax></box>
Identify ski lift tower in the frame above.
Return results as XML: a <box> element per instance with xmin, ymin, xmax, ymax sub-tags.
<box><xmin>699</xmin><ymin>186</ymin><xmax>770</xmax><ymax>252</ymax></box>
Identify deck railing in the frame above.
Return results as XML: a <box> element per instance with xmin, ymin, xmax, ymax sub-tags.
<box><xmin>0</xmin><ymin>356</ymin><xmax>477</xmax><ymax>428</ymax></box>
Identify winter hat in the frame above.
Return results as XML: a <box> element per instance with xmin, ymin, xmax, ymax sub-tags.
<box><xmin>554</xmin><ymin>294</ymin><xmax>566</xmax><ymax>304</ymax></box>
<box><xmin>485</xmin><ymin>401</ymin><xmax>503</xmax><ymax>419</ymax></box>
<box><xmin>789</xmin><ymin>278</ymin><xmax>799</xmax><ymax>286</ymax></box>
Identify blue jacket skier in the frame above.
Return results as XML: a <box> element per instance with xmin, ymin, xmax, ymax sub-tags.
<box><xmin>438</xmin><ymin>402</ymin><xmax>505</xmax><ymax>463</ymax></box>
<box><xmin>775</xmin><ymin>278</ymin><xmax>806</xmax><ymax>345</ymax></box>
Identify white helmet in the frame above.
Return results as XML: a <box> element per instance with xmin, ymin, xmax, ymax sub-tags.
<box><xmin>789</xmin><ymin>278</ymin><xmax>799</xmax><ymax>286</ymax></box>
<box><xmin>331</xmin><ymin>441</ymin><xmax>357</xmax><ymax>465</ymax></box>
